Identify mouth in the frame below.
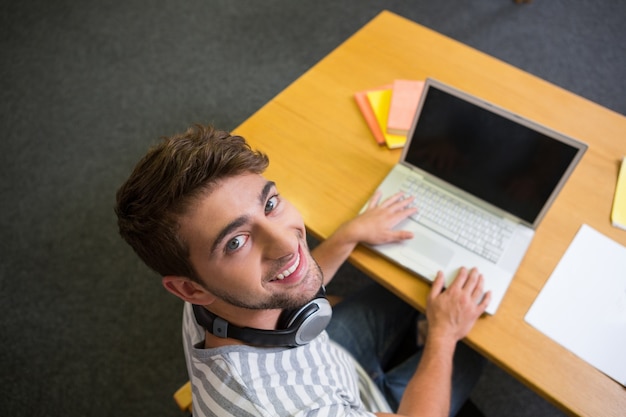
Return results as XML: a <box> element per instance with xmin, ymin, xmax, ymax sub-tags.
<box><xmin>270</xmin><ymin>252</ymin><xmax>301</xmax><ymax>282</ymax></box>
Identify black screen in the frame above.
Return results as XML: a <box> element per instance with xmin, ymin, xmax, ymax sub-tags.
<box><xmin>405</xmin><ymin>85</ymin><xmax>580</xmax><ymax>224</ymax></box>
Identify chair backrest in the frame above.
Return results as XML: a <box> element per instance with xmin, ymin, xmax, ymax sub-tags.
<box><xmin>174</xmin><ymin>381</ymin><xmax>192</xmax><ymax>413</ymax></box>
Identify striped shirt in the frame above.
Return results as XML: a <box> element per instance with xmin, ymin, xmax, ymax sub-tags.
<box><xmin>182</xmin><ymin>302</ymin><xmax>391</xmax><ymax>417</ymax></box>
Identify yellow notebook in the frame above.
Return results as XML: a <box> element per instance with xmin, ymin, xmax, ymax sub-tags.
<box><xmin>611</xmin><ymin>156</ymin><xmax>626</xmax><ymax>230</ymax></box>
<box><xmin>365</xmin><ymin>89</ymin><xmax>406</xmax><ymax>149</ymax></box>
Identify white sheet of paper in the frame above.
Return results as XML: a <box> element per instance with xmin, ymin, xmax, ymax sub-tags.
<box><xmin>525</xmin><ymin>224</ymin><xmax>626</xmax><ymax>386</ymax></box>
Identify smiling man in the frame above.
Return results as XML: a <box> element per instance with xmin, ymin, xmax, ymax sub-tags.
<box><xmin>115</xmin><ymin>125</ymin><xmax>490</xmax><ymax>417</ymax></box>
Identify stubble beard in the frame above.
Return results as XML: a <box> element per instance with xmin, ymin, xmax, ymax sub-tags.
<box><xmin>213</xmin><ymin>257</ymin><xmax>324</xmax><ymax>311</ymax></box>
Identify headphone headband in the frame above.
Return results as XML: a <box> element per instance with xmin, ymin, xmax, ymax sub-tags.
<box><xmin>192</xmin><ymin>287</ymin><xmax>332</xmax><ymax>347</ymax></box>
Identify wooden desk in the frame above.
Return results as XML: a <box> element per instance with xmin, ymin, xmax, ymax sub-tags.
<box><xmin>235</xmin><ymin>11</ymin><xmax>626</xmax><ymax>417</ymax></box>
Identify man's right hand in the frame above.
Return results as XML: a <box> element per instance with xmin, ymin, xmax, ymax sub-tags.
<box><xmin>426</xmin><ymin>267</ymin><xmax>491</xmax><ymax>343</ymax></box>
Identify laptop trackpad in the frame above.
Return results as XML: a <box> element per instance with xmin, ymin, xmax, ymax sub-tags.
<box><xmin>377</xmin><ymin>234</ymin><xmax>454</xmax><ymax>277</ymax></box>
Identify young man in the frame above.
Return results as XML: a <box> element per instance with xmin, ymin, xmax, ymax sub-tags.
<box><xmin>115</xmin><ymin>124</ymin><xmax>490</xmax><ymax>417</ymax></box>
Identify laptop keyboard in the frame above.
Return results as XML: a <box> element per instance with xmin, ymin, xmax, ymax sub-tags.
<box><xmin>400</xmin><ymin>177</ymin><xmax>515</xmax><ymax>263</ymax></box>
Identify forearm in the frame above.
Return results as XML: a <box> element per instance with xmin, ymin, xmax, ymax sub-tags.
<box><xmin>310</xmin><ymin>222</ymin><xmax>359</xmax><ymax>286</ymax></box>
<box><xmin>390</xmin><ymin>269</ymin><xmax>489</xmax><ymax>417</ymax></box>
<box><xmin>395</xmin><ymin>335</ymin><xmax>457</xmax><ymax>417</ymax></box>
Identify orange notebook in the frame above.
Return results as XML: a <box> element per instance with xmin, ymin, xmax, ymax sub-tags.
<box><xmin>387</xmin><ymin>80</ymin><xmax>424</xmax><ymax>136</ymax></box>
<box><xmin>354</xmin><ymin>85</ymin><xmax>391</xmax><ymax>146</ymax></box>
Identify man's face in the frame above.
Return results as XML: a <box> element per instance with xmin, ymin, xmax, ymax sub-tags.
<box><xmin>179</xmin><ymin>173</ymin><xmax>323</xmax><ymax>311</ymax></box>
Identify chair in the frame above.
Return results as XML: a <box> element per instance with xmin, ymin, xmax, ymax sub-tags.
<box><xmin>173</xmin><ymin>381</ymin><xmax>192</xmax><ymax>413</ymax></box>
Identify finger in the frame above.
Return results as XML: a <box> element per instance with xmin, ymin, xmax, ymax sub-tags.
<box><xmin>470</xmin><ymin>273</ymin><xmax>485</xmax><ymax>303</ymax></box>
<box><xmin>389</xmin><ymin>204</ymin><xmax>418</xmax><ymax>222</ymax></box>
<box><xmin>478</xmin><ymin>290</ymin><xmax>492</xmax><ymax>312</ymax></box>
<box><xmin>464</xmin><ymin>267</ymin><xmax>480</xmax><ymax>290</ymax></box>
<box><xmin>380</xmin><ymin>191</ymin><xmax>407</xmax><ymax>208</ymax></box>
<box><xmin>449</xmin><ymin>266</ymin><xmax>468</xmax><ymax>290</ymax></box>
<box><xmin>366</xmin><ymin>190</ymin><xmax>383</xmax><ymax>209</ymax></box>
<box><xmin>382</xmin><ymin>230</ymin><xmax>414</xmax><ymax>243</ymax></box>
<box><xmin>391</xmin><ymin>193</ymin><xmax>415</xmax><ymax>208</ymax></box>
<box><xmin>429</xmin><ymin>271</ymin><xmax>446</xmax><ymax>300</ymax></box>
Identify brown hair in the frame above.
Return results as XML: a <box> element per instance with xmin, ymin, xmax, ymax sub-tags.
<box><xmin>115</xmin><ymin>124</ymin><xmax>269</xmax><ymax>279</ymax></box>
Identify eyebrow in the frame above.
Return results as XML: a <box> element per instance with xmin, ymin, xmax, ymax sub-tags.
<box><xmin>209</xmin><ymin>180</ymin><xmax>276</xmax><ymax>254</ymax></box>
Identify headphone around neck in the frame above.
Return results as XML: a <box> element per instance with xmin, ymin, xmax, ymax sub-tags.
<box><xmin>192</xmin><ymin>287</ymin><xmax>332</xmax><ymax>347</ymax></box>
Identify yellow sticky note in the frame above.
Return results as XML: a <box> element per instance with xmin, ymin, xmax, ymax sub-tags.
<box><xmin>611</xmin><ymin>157</ymin><xmax>626</xmax><ymax>230</ymax></box>
<box><xmin>365</xmin><ymin>89</ymin><xmax>407</xmax><ymax>149</ymax></box>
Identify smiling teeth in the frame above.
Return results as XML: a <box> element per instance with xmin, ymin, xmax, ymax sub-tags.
<box><xmin>275</xmin><ymin>253</ymin><xmax>300</xmax><ymax>280</ymax></box>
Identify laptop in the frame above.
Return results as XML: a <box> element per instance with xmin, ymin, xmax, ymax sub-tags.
<box><xmin>364</xmin><ymin>78</ymin><xmax>587</xmax><ymax>314</ymax></box>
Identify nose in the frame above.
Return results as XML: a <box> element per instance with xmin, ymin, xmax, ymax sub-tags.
<box><xmin>257</xmin><ymin>219</ymin><xmax>297</xmax><ymax>261</ymax></box>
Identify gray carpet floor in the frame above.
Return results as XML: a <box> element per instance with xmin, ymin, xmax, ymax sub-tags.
<box><xmin>2</xmin><ymin>1</ymin><xmax>624</xmax><ymax>415</ymax></box>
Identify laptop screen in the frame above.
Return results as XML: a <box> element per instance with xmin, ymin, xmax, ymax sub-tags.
<box><xmin>403</xmin><ymin>81</ymin><xmax>584</xmax><ymax>225</ymax></box>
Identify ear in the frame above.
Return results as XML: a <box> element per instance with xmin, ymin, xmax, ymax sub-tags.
<box><xmin>162</xmin><ymin>276</ymin><xmax>216</xmax><ymax>305</ymax></box>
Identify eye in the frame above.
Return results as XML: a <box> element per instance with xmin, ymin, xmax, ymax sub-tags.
<box><xmin>265</xmin><ymin>195</ymin><xmax>279</xmax><ymax>214</ymax></box>
<box><xmin>225</xmin><ymin>235</ymin><xmax>248</xmax><ymax>253</ymax></box>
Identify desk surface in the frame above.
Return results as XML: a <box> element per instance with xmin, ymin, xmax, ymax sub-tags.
<box><xmin>235</xmin><ymin>11</ymin><xmax>626</xmax><ymax>417</ymax></box>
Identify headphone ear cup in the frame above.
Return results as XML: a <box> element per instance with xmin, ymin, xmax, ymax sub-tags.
<box><xmin>296</xmin><ymin>298</ymin><xmax>332</xmax><ymax>345</ymax></box>
<box><xmin>277</xmin><ymin>297</ymin><xmax>332</xmax><ymax>345</ymax></box>
<box><xmin>277</xmin><ymin>290</ymin><xmax>330</xmax><ymax>329</ymax></box>
<box><xmin>277</xmin><ymin>303</ymin><xmax>310</xmax><ymax>330</ymax></box>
